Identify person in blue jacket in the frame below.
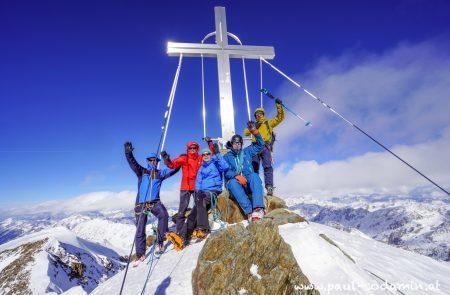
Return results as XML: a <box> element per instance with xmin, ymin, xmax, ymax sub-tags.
<box><xmin>193</xmin><ymin>142</ymin><xmax>229</xmax><ymax>238</ymax></box>
<box><xmin>223</xmin><ymin>121</ymin><xmax>266</xmax><ymax>221</ymax></box>
<box><xmin>168</xmin><ymin>139</ymin><xmax>229</xmax><ymax>250</ymax></box>
<box><xmin>124</xmin><ymin>142</ymin><xmax>179</xmax><ymax>261</ymax></box>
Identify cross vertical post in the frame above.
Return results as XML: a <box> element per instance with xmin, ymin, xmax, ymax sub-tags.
<box><xmin>167</xmin><ymin>6</ymin><xmax>275</xmax><ymax>143</ymax></box>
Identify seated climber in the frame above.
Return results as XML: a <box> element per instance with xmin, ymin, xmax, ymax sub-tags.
<box><xmin>224</xmin><ymin>121</ymin><xmax>266</xmax><ymax>222</ymax></box>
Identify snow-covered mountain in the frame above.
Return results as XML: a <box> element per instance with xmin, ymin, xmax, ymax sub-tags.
<box><xmin>286</xmin><ymin>194</ymin><xmax>450</xmax><ymax>262</ymax></box>
<box><xmin>1</xmin><ymin>193</ymin><xmax>449</xmax><ymax>294</ymax></box>
<box><xmin>0</xmin><ymin>227</ymin><xmax>125</xmax><ymax>294</ymax></box>
<box><xmin>90</xmin><ymin>220</ymin><xmax>450</xmax><ymax>294</ymax></box>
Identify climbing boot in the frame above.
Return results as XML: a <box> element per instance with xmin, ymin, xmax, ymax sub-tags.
<box><xmin>165</xmin><ymin>232</ymin><xmax>185</xmax><ymax>251</ymax></box>
<box><xmin>266</xmin><ymin>186</ymin><xmax>274</xmax><ymax>196</ymax></box>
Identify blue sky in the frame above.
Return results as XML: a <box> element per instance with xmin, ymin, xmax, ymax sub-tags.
<box><xmin>1</xmin><ymin>0</ymin><xmax>450</xmax><ymax>208</ymax></box>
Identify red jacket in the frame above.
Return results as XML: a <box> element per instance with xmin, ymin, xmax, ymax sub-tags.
<box><xmin>166</xmin><ymin>142</ymin><xmax>202</xmax><ymax>191</ymax></box>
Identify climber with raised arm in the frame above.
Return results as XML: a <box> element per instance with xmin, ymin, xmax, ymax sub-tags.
<box><xmin>124</xmin><ymin>142</ymin><xmax>179</xmax><ymax>264</ymax></box>
<box><xmin>224</xmin><ymin>121</ymin><xmax>266</xmax><ymax>222</ymax></box>
<box><xmin>244</xmin><ymin>98</ymin><xmax>284</xmax><ymax>196</ymax></box>
<box><xmin>160</xmin><ymin>142</ymin><xmax>202</xmax><ymax>233</ymax></box>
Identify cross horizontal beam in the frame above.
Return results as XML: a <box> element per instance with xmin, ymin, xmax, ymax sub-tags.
<box><xmin>167</xmin><ymin>42</ymin><xmax>275</xmax><ymax>59</ymax></box>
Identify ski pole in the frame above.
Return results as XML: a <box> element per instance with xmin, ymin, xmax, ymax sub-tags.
<box><xmin>260</xmin><ymin>88</ymin><xmax>312</xmax><ymax>126</ymax></box>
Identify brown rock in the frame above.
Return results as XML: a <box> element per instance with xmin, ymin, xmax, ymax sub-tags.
<box><xmin>214</xmin><ymin>192</ymin><xmax>290</xmax><ymax>224</ymax></box>
<box><xmin>192</xmin><ymin>220</ymin><xmax>319</xmax><ymax>295</ymax></box>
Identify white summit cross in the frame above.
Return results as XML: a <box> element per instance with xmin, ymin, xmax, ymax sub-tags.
<box><xmin>167</xmin><ymin>6</ymin><xmax>275</xmax><ymax>143</ymax></box>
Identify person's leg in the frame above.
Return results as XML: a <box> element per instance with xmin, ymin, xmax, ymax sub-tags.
<box><xmin>134</xmin><ymin>203</ymin><xmax>148</xmax><ymax>258</ymax></box>
<box><xmin>247</xmin><ymin>173</ymin><xmax>265</xmax><ymax>210</ymax></box>
<box><xmin>227</xmin><ymin>179</ymin><xmax>252</xmax><ymax>215</ymax></box>
<box><xmin>260</xmin><ymin>146</ymin><xmax>273</xmax><ymax>191</ymax></box>
<box><xmin>196</xmin><ymin>191</ymin><xmax>212</xmax><ymax>231</ymax></box>
<box><xmin>176</xmin><ymin>190</ymin><xmax>191</xmax><ymax>233</ymax></box>
<box><xmin>180</xmin><ymin>204</ymin><xmax>197</xmax><ymax>241</ymax></box>
<box><xmin>252</xmin><ymin>153</ymin><xmax>261</xmax><ymax>174</ymax></box>
<box><xmin>151</xmin><ymin>201</ymin><xmax>169</xmax><ymax>243</ymax></box>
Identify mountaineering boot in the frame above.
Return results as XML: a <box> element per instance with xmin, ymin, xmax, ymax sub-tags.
<box><xmin>266</xmin><ymin>186</ymin><xmax>273</xmax><ymax>196</ymax></box>
<box><xmin>195</xmin><ymin>229</ymin><xmax>208</xmax><ymax>240</ymax></box>
<box><xmin>133</xmin><ymin>254</ymin><xmax>145</xmax><ymax>267</ymax></box>
<box><xmin>251</xmin><ymin>208</ymin><xmax>265</xmax><ymax>222</ymax></box>
<box><xmin>165</xmin><ymin>232</ymin><xmax>185</xmax><ymax>251</ymax></box>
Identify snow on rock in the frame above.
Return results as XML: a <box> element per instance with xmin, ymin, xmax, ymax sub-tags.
<box><xmin>250</xmin><ymin>264</ymin><xmax>262</xmax><ymax>280</ymax></box>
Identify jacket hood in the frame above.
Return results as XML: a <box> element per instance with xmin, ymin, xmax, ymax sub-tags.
<box><xmin>146</xmin><ymin>153</ymin><xmax>160</xmax><ymax>169</ymax></box>
<box><xmin>186</xmin><ymin>141</ymin><xmax>199</xmax><ymax>151</ymax></box>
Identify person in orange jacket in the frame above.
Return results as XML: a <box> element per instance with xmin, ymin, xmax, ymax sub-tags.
<box><xmin>160</xmin><ymin>142</ymin><xmax>202</xmax><ymax>234</ymax></box>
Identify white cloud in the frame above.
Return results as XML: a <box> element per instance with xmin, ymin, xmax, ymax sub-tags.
<box><xmin>4</xmin><ymin>185</ymin><xmax>182</xmax><ymax>216</ymax></box>
<box><xmin>274</xmin><ymin>132</ymin><xmax>450</xmax><ymax>198</ymax></box>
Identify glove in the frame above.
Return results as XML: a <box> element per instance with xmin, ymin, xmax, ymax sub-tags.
<box><xmin>247</xmin><ymin>121</ymin><xmax>257</xmax><ymax>132</ymax></box>
<box><xmin>212</xmin><ymin>143</ymin><xmax>220</xmax><ymax>155</ymax></box>
<box><xmin>235</xmin><ymin>175</ymin><xmax>248</xmax><ymax>186</ymax></box>
<box><xmin>124</xmin><ymin>142</ymin><xmax>134</xmax><ymax>153</ymax></box>
<box><xmin>160</xmin><ymin>151</ymin><xmax>170</xmax><ymax>161</ymax></box>
<box><xmin>247</xmin><ymin>121</ymin><xmax>259</xmax><ymax>135</ymax></box>
<box><xmin>275</xmin><ymin>98</ymin><xmax>283</xmax><ymax>104</ymax></box>
<box><xmin>203</xmin><ymin>136</ymin><xmax>212</xmax><ymax>143</ymax></box>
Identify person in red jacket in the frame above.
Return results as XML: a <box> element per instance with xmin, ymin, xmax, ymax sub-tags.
<box><xmin>160</xmin><ymin>142</ymin><xmax>202</xmax><ymax>235</ymax></box>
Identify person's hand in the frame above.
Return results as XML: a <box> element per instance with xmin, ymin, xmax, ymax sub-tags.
<box><xmin>275</xmin><ymin>98</ymin><xmax>283</xmax><ymax>104</ymax></box>
<box><xmin>235</xmin><ymin>175</ymin><xmax>248</xmax><ymax>186</ymax></box>
<box><xmin>203</xmin><ymin>136</ymin><xmax>212</xmax><ymax>143</ymax></box>
<box><xmin>212</xmin><ymin>143</ymin><xmax>220</xmax><ymax>155</ymax></box>
<box><xmin>247</xmin><ymin>121</ymin><xmax>257</xmax><ymax>132</ymax></box>
<box><xmin>160</xmin><ymin>151</ymin><xmax>170</xmax><ymax>161</ymax></box>
<box><xmin>124</xmin><ymin>142</ymin><xmax>134</xmax><ymax>153</ymax></box>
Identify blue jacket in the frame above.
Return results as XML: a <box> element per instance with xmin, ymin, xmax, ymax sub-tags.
<box><xmin>223</xmin><ymin>132</ymin><xmax>265</xmax><ymax>181</ymax></box>
<box><xmin>195</xmin><ymin>154</ymin><xmax>229</xmax><ymax>192</ymax></box>
<box><xmin>125</xmin><ymin>151</ymin><xmax>179</xmax><ymax>203</ymax></box>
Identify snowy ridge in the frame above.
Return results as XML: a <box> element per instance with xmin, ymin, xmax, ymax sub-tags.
<box><xmin>286</xmin><ymin>194</ymin><xmax>450</xmax><ymax>262</ymax></box>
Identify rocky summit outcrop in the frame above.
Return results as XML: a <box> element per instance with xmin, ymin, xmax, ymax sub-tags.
<box><xmin>215</xmin><ymin>192</ymin><xmax>288</xmax><ymax>224</ymax></box>
<box><xmin>192</xmin><ymin>217</ymin><xmax>319</xmax><ymax>295</ymax></box>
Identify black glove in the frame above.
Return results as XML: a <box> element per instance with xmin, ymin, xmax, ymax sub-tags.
<box><xmin>275</xmin><ymin>98</ymin><xmax>283</xmax><ymax>104</ymax></box>
<box><xmin>124</xmin><ymin>142</ymin><xmax>134</xmax><ymax>153</ymax></box>
<box><xmin>160</xmin><ymin>151</ymin><xmax>170</xmax><ymax>161</ymax></box>
<box><xmin>203</xmin><ymin>136</ymin><xmax>212</xmax><ymax>143</ymax></box>
<box><xmin>247</xmin><ymin>121</ymin><xmax>257</xmax><ymax>132</ymax></box>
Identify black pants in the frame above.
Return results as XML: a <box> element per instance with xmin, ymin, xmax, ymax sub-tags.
<box><xmin>176</xmin><ymin>190</ymin><xmax>194</xmax><ymax>234</ymax></box>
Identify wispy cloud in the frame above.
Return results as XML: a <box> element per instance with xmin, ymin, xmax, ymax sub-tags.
<box><xmin>273</xmin><ymin>38</ymin><xmax>450</xmax><ymax>161</ymax></box>
<box><xmin>274</xmin><ymin>130</ymin><xmax>450</xmax><ymax>198</ymax></box>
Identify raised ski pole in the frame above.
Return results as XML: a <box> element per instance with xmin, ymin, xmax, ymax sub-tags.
<box><xmin>260</xmin><ymin>88</ymin><xmax>311</xmax><ymax>126</ymax></box>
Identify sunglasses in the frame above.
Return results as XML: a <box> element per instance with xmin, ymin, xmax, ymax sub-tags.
<box><xmin>147</xmin><ymin>158</ymin><xmax>157</xmax><ymax>162</ymax></box>
<box><xmin>232</xmin><ymin>142</ymin><xmax>242</xmax><ymax>146</ymax></box>
<box><xmin>189</xmin><ymin>147</ymin><xmax>198</xmax><ymax>150</ymax></box>
<box><xmin>202</xmin><ymin>153</ymin><xmax>211</xmax><ymax>156</ymax></box>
